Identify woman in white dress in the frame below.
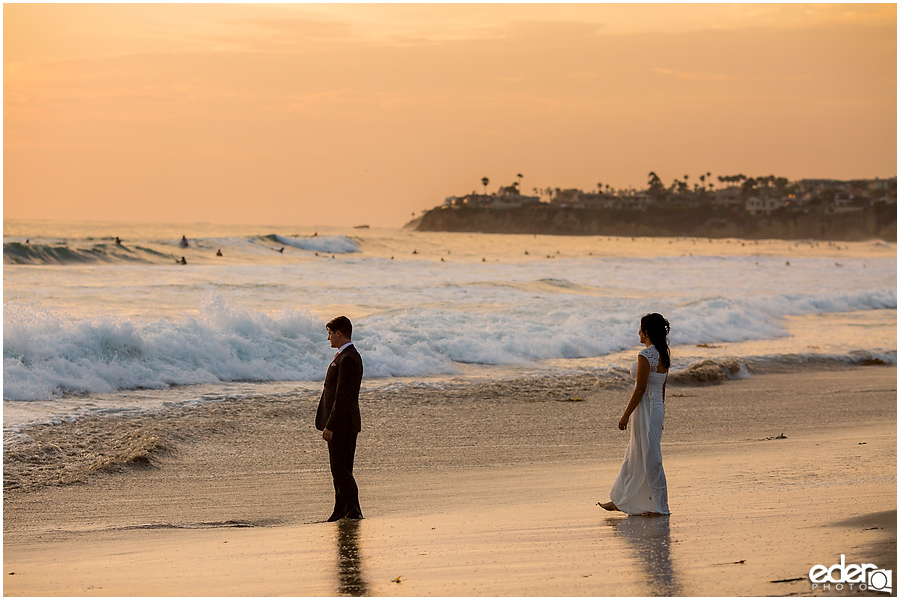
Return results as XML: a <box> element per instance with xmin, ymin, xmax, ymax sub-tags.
<box><xmin>599</xmin><ymin>313</ymin><xmax>671</xmax><ymax>516</ymax></box>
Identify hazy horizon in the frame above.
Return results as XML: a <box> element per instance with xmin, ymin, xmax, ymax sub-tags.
<box><xmin>5</xmin><ymin>3</ymin><xmax>896</xmax><ymax>228</ymax></box>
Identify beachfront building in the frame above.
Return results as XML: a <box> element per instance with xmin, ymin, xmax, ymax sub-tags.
<box><xmin>488</xmin><ymin>184</ymin><xmax>540</xmax><ymax>208</ymax></box>
<box><xmin>831</xmin><ymin>192</ymin><xmax>857</xmax><ymax>212</ymax></box>
<box><xmin>616</xmin><ymin>192</ymin><xmax>654</xmax><ymax>209</ymax></box>
<box><xmin>573</xmin><ymin>192</ymin><xmax>621</xmax><ymax>209</ymax></box>
<box><xmin>869</xmin><ymin>177</ymin><xmax>896</xmax><ymax>193</ymax></box>
<box><xmin>436</xmin><ymin>175</ymin><xmax>895</xmax><ymax>216</ymax></box>
<box><xmin>549</xmin><ymin>188</ymin><xmax>581</xmax><ymax>207</ymax></box>
<box><xmin>745</xmin><ymin>196</ymin><xmax>787</xmax><ymax>215</ymax></box>
<box><xmin>449</xmin><ymin>193</ymin><xmax>493</xmax><ymax>207</ymax></box>
<box><xmin>712</xmin><ymin>186</ymin><xmax>743</xmax><ymax>208</ymax></box>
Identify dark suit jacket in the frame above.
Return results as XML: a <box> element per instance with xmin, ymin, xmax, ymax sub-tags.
<box><xmin>316</xmin><ymin>344</ymin><xmax>363</xmax><ymax>433</ymax></box>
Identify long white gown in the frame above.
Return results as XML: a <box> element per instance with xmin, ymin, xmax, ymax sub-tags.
<box><xmin>609</xmin><ymin>345</ymin><xmax>670</xmax><ymax>515</ymax></box>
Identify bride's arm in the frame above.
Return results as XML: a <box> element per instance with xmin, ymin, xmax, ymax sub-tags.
<box><xmin>618</xmin><ymin>355</ymin><xmax>649</xmax><ymax>430</ymax></box>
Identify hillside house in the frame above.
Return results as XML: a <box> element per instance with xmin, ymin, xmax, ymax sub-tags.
<box><xmin>745</xmin><ymin>196</ymin><xmax>786</xmax><ymax>215</ymax></box>
<box><xmin>713</xmin><ymin>187</ymin><xmax>742</xmax><ymax>208</ymax></box>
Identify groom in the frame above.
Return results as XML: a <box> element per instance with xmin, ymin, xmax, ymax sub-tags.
<box><xmin>316</xmin><ymin>316</ymin><xmax>364</xmax><ymax>521</ymax></box>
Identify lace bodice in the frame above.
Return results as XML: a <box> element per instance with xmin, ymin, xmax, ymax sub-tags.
<box><xmin>630</xmin><ymin>345</ymin><xmax>668</xmax><ymax>394</ymax></box>
<box><xmin>640</xmin><ymin>345</ymin><xmax>661</xmax><ymax>372</ymax></box>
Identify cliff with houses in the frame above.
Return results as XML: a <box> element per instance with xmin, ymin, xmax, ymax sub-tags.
<box><xmin>408</xmin><ymin>174</ymin><xmax>897</xmax><ymax>241</ymax></box>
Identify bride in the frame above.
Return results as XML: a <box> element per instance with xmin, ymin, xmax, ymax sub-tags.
<box><xmin>599</xmin><ymin>313</ymin><xmax>671</xmax><ymax>516</ymax></box>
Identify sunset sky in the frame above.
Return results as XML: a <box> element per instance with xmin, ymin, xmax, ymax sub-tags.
<box><xmin>4</xmin><ymin>3</ymin><xmax>897</xmax><ymax>228</ymax></box>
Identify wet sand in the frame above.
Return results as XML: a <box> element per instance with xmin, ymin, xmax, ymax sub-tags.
<box><xmin>4</xmin><ymin>366</ymin><xmax>896</xmax><ymax>596</ymax></box>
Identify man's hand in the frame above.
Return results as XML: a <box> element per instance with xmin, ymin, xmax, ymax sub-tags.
<box><xmin>323</xmin><ymin>428</ymin><xmax>333</xmax><ymax>441</ymax></box>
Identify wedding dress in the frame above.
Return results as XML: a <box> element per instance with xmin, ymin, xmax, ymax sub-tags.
<box><xmin>609</xmin><ymin>345</ymin><xmax>670</xmax><ymax>515</ymax></box>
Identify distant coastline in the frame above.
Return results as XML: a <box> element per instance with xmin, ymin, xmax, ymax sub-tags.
<box><xmin>408</xmin><ymin>175</ymin><xmax>897</xmax><ymax>241</ymax></box>
<box><xmin>409</xmin><ymin>204</ymin><xmax>896</xmax><ymax>241</ymax></box>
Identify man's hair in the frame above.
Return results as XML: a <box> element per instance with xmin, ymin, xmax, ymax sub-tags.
<box><xmin>326</xmin><ymin>316</ymin><xmax>353</xmax><ymax>339</ymax></box>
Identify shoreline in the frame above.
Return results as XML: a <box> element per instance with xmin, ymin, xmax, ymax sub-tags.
<box><xmin>4</xmin><ymin>364</ymin><xmax>896</xmax><ymax>596</ymax></box>
<box><xmin>3</xmin><ymin>356</ymin><xmax>895</xmax><ymax>492</ymax></box>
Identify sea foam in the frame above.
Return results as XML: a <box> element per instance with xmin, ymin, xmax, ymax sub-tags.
<box><xmin>3</xmin><ymin>286</ymin><xmax>895</xmax><ymax>402</ymax></box>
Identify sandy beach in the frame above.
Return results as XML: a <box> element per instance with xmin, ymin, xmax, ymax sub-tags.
<box><xmin>5</xmin><ymin>3</ymin><xmax>897</xmax><ymax>597</ymax></box>
<box><xmin>4</xmin><ymin>365</ymin><xmax>896</xmax><ymax>596</ymax></box>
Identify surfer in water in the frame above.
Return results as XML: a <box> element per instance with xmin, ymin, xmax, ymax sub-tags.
<box><xmin>180</xmin><ymin>236</ymin><xmax>189</xmax><ymax>248</ymax></box>
<box><xmin>177</xmin><ymin>257</ymin><xmax>187</xmax><ymax>265</ymax></box>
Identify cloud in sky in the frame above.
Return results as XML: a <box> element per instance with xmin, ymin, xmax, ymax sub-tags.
<box><xmin>4</xmin><ymin>4</ymin><xmax>896</xmax><ymax>227</ymax></box>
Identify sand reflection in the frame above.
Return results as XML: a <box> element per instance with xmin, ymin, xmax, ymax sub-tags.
<box><xmin>607</xmin><ymin>516</ymin><xmax>679</xmax><ymax>596</ymax></box>
<box><xmin>334</xmin><ymin>519</ymin><xmax>368</xmax><ymax>596</ymax></box>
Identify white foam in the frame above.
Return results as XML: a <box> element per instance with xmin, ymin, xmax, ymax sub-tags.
<box><xmin>3</xmin><ymin>286</ymin><xmax>895</xmax><ymax>402</ymax></box>
<box><xmin>3</xmin><ymin>227</ymin><xmax>896</xmax><ymax>405</ymax></box>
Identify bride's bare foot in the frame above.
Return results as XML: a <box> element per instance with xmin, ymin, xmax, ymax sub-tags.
<box><xmin>597</xmin><ymin>501</ymin><xmax>619</xmax><ymax>511</ymax></box>
<box><xmin>638</xmin><ymin>511</ymin><xmax>665</xmax><ymax>517</ymax></box>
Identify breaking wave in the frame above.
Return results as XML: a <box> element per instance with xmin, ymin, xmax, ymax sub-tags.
<box><xmin>269</xmin><ymin>234</ymin><xmax>360</xmax><ymax>254</ymax></box>
<box><xmin>3</xmin><ymin>287</ymin><xmax>895</xmax><ymax>401</ymax></box>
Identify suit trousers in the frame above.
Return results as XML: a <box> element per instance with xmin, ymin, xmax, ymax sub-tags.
<box><xmin>327</xmin><ymin>430</ymin><xmax>362</xmax><ymax>519</ymax></box>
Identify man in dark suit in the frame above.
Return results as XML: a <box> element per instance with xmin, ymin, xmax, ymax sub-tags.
<box><xmin>316</xmin><ymin>316</ymin><xmax>364</xmax><ymax>521</ymax></box>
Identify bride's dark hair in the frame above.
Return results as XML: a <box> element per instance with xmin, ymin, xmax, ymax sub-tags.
<box><xmin>641</xmin><ymin>313</ymin><xmax>671</xmax><ymax>369</ymax></box>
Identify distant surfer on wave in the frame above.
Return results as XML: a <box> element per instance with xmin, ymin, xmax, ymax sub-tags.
<box><xmin>180</xmin><ymin>235</ymin><xmax>189</xmax><ymax>248</ymax></box>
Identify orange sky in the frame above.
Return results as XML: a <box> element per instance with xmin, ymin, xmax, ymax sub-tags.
<box><xmin>4</xmin><ymin>3</ymin><xmax>897</xmax><ymax>228</ymax></box>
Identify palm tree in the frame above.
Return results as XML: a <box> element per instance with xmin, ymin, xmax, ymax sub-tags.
<box><xmin>741</xmin><ymin>177</ymin><xmax>756</xmax><ymax>198</ymax></box>
<box><xmin>481</xmin><ymin>177</ymin><xmax>489</xmax><ymax>195</ymax></box>
<box><xmin>775</xmin><ymin>177</ymin><xmax>789</xmax><ymax>195</ymax></box>
<box><xmin>647</xmin><ymin>171</ymin><xmax>665</xmax><ymax>199</ymax></box>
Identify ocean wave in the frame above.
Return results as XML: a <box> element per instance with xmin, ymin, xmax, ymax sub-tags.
<box><xmin>3</xmin><ymin>286</ymin><xmax>895</xmax><ymax>401</ymax></box>
<box><xmin>3</xmin><ymin>234</ymin><xmax>362</xmax><ymax>266</ymax></box>
<box><xmin>270</xmin><ymin>234</ymin><xmax>360</xmax><ymax>254</ymax></box>
<box><xmin>3</xmin><ymin>242</ymin><xmax>157</xmax><ymax>265</ymax></box>
<box><xmin>666</xmin><ymin>290</ymin><xmax>897</xmax><ymax>345</ymax></box>
<box><xmin>3</xmin><ymin>300</ymin><xmax>335</xmax><ymax>401</ymax></box>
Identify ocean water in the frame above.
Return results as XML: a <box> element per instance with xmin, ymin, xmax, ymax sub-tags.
<box><xmin>4</xmin><ymin>220</ymin><xmax>896</xmax><ymax>433</ymax></box>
